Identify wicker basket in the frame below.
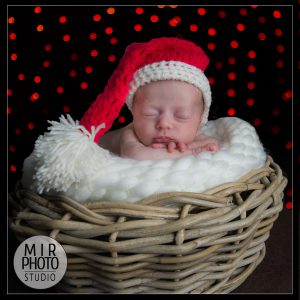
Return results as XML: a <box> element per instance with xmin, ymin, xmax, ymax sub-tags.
<box><xmin>9</xmin><ymin>155</ymin><xmax>287</xmax><ymax>294</ymax></box>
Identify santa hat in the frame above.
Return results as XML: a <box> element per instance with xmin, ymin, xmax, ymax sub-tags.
<box><xmin>80</xmin><ymin>37</ymin><xmax>212</xmax><ymax>143</ymax></box>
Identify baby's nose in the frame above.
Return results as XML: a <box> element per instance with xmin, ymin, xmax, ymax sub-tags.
<box><xmin>156</xmin><ymin>115</ymin><xmax>173</xmax><ymax>129</ymax></box>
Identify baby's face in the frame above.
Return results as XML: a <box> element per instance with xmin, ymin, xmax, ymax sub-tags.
<box><xmin>132</xmin><ymin>80</ymin><xmax>204</xmax><ymax>146</ymax></box>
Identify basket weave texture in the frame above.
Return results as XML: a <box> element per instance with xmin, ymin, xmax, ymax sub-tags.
<box><xmin>9</xmin><ymin>156</ymin><xmax>287</xmax><ymax>294</ymax></box>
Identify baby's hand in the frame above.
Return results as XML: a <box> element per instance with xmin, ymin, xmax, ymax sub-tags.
<box><xmin>150</xmin><ymin>141</ymin><xmax>187</xmax><ymax>153</ymax></box>
<box><xmin>187</xmin><ymin>137</ymin><xmax>220</xmax><ymax>154</ymax></box>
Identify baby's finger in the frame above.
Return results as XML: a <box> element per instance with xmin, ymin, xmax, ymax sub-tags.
<box><xmin>167</xmin><ymin>141</ymin><xmax>177</xmax><ymax>153</ymax></box>
<box><xmin>150</xmin><ymin>143</ymin><xmax>167</xmax><ymax>149</ymax></box>
<box><xmin>177</xmin><ymin>142</ymin><xmax>187</xmax><ymax>152</ymax></box>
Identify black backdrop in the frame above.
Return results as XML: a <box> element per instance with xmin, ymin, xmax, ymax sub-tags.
<box><xmin>8</xmin><ymin>5</ymin><xmax>293</xmax><ymax>208</ymax></box>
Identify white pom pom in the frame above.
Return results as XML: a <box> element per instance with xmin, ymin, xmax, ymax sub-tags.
<box><xmin>23</xmin><ymin>115</ymin><xmax>108</xmax><ymax>194</ymax></box>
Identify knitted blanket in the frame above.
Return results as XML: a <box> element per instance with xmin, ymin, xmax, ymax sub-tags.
<box><xmin>21</xmin><ymin>116</ymin><xmax>266</xmax><ymax>203</ymax></box>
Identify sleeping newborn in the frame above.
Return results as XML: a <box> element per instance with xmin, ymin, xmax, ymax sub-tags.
<box><xmin>99</xmin><ymin>80</ymin><xmax>220</xmax><ymax>160</ymax></box>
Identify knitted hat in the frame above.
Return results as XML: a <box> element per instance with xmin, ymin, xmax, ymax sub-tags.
<box><xmin>80</xmin><ymin>37</ymin><xmax>212</xmax><ymax>143</ymax></box>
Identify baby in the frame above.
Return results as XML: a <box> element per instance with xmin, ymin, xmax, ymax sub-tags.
<box><xmin>81</xmin><ymin>37</ymin><xmax>221</xmax><ymax>159</ymax></box>
<box><xmin>99</xmin><ymin>80</ymin><xmax>219</xmax><ymax>160</ymax></box>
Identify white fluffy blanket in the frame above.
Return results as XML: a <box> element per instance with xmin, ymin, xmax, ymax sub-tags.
<box><xmin>22</xmin><ymin>116</ymin><xmax>266</xmax><ymax>203</ymax></box>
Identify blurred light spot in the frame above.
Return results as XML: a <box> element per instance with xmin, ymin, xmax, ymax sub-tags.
<box><xmin>105</xmin><ymin>27</ymin><xmax>113</xmax><ymax>34</ymax></box>
<box><xmin>30</xmin><ymin>92</ymin><xmax>39</xmax><ymax>101</ymax></box>
<box><xmin>63</xmin><ymin>105</ymin><xmax>70</xmax><ymax>113</ymax></box>
<box><xmin>247</xmin><ymin>82</ymin><xmax>255</xmax><ymax>90</ymax></box>
<box><xmin>8</xmin><ymin>17</ymin><xmax>15</xmax><ymax>24</ymax></box>
<box><xmin>7</xmin><ymin>89</ymin><xmax>13</xmax><ymax>96</ymax></box>
<box><xmin>11</xmin><ymin>53</ymin><xmax>17</xmax><ymax>60</ymax></box>
<box><xmin>44</xmin><ymin>44</ymin><xmax>52</xmax><ymax>51</ymax></box>
<box><xmin>285</xmin><ymin>202</ymin><xmax>292</xmax><ymax>209</ymax></box>
<box><xmin>208</xmin><ymin>28</ymin><xmax>216</xmax><ymax>36</ymax></box>
<box><xmin>150</xmin><ymin>15</ymin><xmax>159</xmax><ymax>22</ymax></box>
<box><xmin>57</xmin><ymin>86</ymin><xmax>64</xmax><ymax>94</ymax></box>
<box><xmin>246</xmin><ymin>98</ymin><xmax>255</xmax><ymax>106</ymax></box>
<box><xmin>228</xmin><ymin>72</ymin><xmax>236</xmax><ymax>80</ymax></box>
<box><xmin>228</xmin><ymin>57</ymin><xmax>236</xmax><ymax>64</ymax></box>
<box><xmin>9</xmin><ymin>32</ymin><xmax>17</xmax><ymax>40</ymax></box>
<box><xmin>63</xmin><ymin>34</ymin><xmax>70</xmax><ymax>42</ymax></box>
<box><xmin>118</xmin><ymin>116</ymin><xmax>126</xmax><ymax>123</ymax></box>
<box><xmin>59</xmin><ymin>16</ymin><xmax>67</xmax><ymax>23</ymax></box>
<box><xmin>275</xmin><ymin>28</ymin><xmax>283</xmax><ymax>36</ymax></box>
<box><xmin>258</xmin><ymin>32</ymin><xmax>266</xmax><ymax>40</ymax></box>
<box><xmin>248</xmin><ymin>65</ymin><xmax>256</xmax><ymax>73</ymax></box>
<box><xmin>107</xmin><ymin>7</ymin><xmax>115</xmax><ymax>14</ymax></box>
<box><xmin>198</xmin><ymin>8</ymin><xmax>206</xmax><ymax>15</ymax></box>
<box><xmin>271</xmin><ymin>126</ymin><xmax>280</xmax><ymax>134</ymax></box>
<box><xmin>7</xmin><ymin>106</ymin><xmax>12</xmax><ymax>114</ymax></box>
<box><xmin>93</xmin><ymin>14</ymin><xmax>101</xmax><ymax>21</ymax></box>
<box><xmin>273</xmin><ymin>10</ymin><xmax>282</xmax><ymax>18</ymax></box>
<box><xmin>218</xmin><ymin>10</ymin><xmax>226</xmax><ymax>18</ymax></box>
<box><xmin>239</xmin><ymin>8</ymin><xmax>247</xmax><ymax>16</ymax></box>
<box><xmin>208</xmin><ymin>77</ymin><xmax>215</xmax><ymax>85</ymax></box>
<box><xmin>90</xmin><ymin>32</ymin><xmax>97</xmax><ymax>40</ymax></box>
<box><xmin>34</xmin><ymin>6</ymin><xmax>42</xmax><ymax>14</ymax></box>
<box><xmin>134</xmin><ymin>24</ymin><xmax>142</xmax><ymax>31</ymax></box>
<box><xmin>258</xmin><ymin>16</ymin><xmax>266</xmax><ymax>24</ymax></box>
<box><xmin>190</xmin><ymin>24</ymin><xmax>198</xmax><ymax>32</ymax></box>
<box><xmin>91</xmin><ymin>50</ymin><xmax>98</xmax><ymax>57</ymax></box>
<box><xmin>231</xmin><ymin>40</ymin><xmax>239</xmax><ymax>48</ymax></box>
<box><xmin>27</xmin><ymin>122</ymin><xmax>35</xmax><ymax>130</ymax></box>
<box><xmin>276</xmin><ymin>59</ymin><xmax>284</xmax><ymax>68</ymax></box>
<box><xmin>282</xmin><ymin>90</ymin><xmax>292</xmax><ymax>101</ymax></box>
<box><xmin>43</xmin><ymin>60</ymin><xmax>50</xmax><ymax>68</ymax></box>
<box><xmin>15</xmin><ymin>128</ymin><xmax>21</xmax><ymax>135</ymax></box>
<box><xmin>81</xmin><ymin>82</ymin><xmax>88</xmax><ymax>89</ymax></box>
<box><xmin>207</xmin><ymin>43</ymin><xmax>216</xmax><ymax>50</ymax></box>
<box><xmin>248</xmin><ymin>50</ymin><xmax>256</xmax><ymax>58</ymax></box>
<box><xmin>85</xmin><ymin>66</ymin><xmax>93</xmax><ymax>73</ymax></box>
<box><xmin>18</xmin><ymin>73</ymin><xmax>25</xmax><ymax>80</ymax></box>
<box><xmin>237</xmin><ymin>23</ymin><xmax>245</xmax><ymax>31</ymax></box>
<box><xmin>110</xmin><ymin>37</ymin><xmax>118</xmax><ymax>44</ymax></box>
<box><xmin>286</xmin><ymin>188</ymin><xmax>292</xmax><ymax>197</ymax></box>
<box><xmin>227</xmin><ymin>108</ymin><xmax>236</xmax><ymax>116</ymax></box>
<box><xmin>108</xmin><ymin>54</ymin><xmax>116</xmax><ymax>62</ymax></box>
<box><xmin>37</xmin><ymin>24</ymin><xmax>44</xmax><ymax>32</ymax></box>
<box><xmin>34</xmin><ymin>76</ymin><xmax>41</xmax><ymax>83</ymax></box>
<box><xmin>9</xmin><ymin>145</ymin><xmax>16</xmax><ymax>152</ymax></box>
<box><xmin>227</xmin><ymin>89</ymin><xmax>235</xmax><ymax>97</ymax></box>
<box><xmin>277</xmin><ymin>44</ymin><xmax>285</xmax><ymax>53</ymax></box>
<box><xmin>10</xmin><ymin>165</ymin><xmax>17</xmax><ymax>172</ymax></box>
<box><xmin>285</xmin><ymin>141</ymin><xmax>292</xmax><ymax>150</ymax></box>
<box><xmin>253</xmin><ymin>118</ymin><xmax>261</xmax><ymax>126</ymax></box>
<box><xmin>136</xmin><ymin>7</ymin><xmax>144</xmax><ymax>14</ymax></box>
<box><xmin>69</xmin><ymin>70</ymin><xmax>77</xmax><ymax>77</ymax></box>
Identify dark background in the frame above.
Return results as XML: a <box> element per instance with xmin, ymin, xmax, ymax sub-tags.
<box><xmin>7</xmin><ymin>4</ymin><xmax>295</xmax><ymax>294</ymax></box>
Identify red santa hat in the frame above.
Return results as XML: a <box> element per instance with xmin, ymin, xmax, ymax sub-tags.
<box><xmin>80</xmin><ymin>37</ymin><xmax>212</xmax><ymax>143</ymax></box>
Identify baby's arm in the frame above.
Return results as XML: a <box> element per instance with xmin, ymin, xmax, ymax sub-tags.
<box><xmin>120</xmin><ymin>127</ymin><xmax>193</xmax><ymax>160</ymax></box>
<box><xmin>187</xmin><ymin>132</ymin><xmax>220</xmax><ymax>154</ymax></box>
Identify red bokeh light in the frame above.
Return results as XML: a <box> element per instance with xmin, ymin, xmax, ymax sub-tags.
<box><xmin>34</xmin><ymin>6</ymin><xmax>42</xmax><ymax>14</ymax></box>
<box><xmin>43</xmin><ymin>60</ymin><xmax>50</xmax><ymax>68</ymax></box>
<box><xmin>136</xmin><ymin>7</ymin><xmax>144</xmax><ymax>14</ymax></box>
<box><xmin>44</xmin><ymin>44</ymin><xmax>52</xmax><ymax>51</ymax></box>
<box><xmin>69</xmin><ymin>70</ymin><xmax>77</xmax><ymax>77</ymax></box>
<box><xmin>85</xmin><ymin>66</ymin><xmax>93</xmax><ymax>73</ymax></box>
<box><xmin>57</xmin><ymin>86</ymin><xmax>64</xmax><ymax>94</ymax></box>
<box><xmin>273</xmin><ymin>10</ymin><xmax>282</xmax><ymax>18</ymax></box>
<box><xmin>105</xmin><ymin>27</ymin><xmax>113</xmax><ymax>35</ymax></box>
<box><xmin>80</xmin><ymin>82</ymin><xmax>88</xmax><ymax>89</ymax></box>
<box><xmin>190</xmin><ymin>24</ymin><xmax>198</xmax><ymax>32</ymax></box>
<box><xmin>63</xmin><ymin>34</ymin><xmax>71</xmax><ymax>42</ymax></box>
<box><xmin>227</xmin><ymin>108</ymin><xmax>236</xmax><ymax>116</ymax></box>
<box><xmin>248</xmin><ymin>50</ymin><xmax>256</xmax><ymax>58</ymax></box>
<box><xmin>207</xmin><ymin>43</ymin><xmax>216</xmax><ymax>50</ymax></box>
<box><xmin>227</xmin><ymin>89</ymin><xmax>236</xmax><ymax>97</ymax></box>
<box><xmin>150</xmin><ymin>15</ymin><xmax>159</xmax><ymax>22</ymax></box>
<box><xmin>90</xmin><ymin>50</ymin><xmax>98</xmax><ymax>57</ymax></box>
<box><xmin>10</xmin><ymin>165</ymin><xmax>17</xmax><ymax>172</ymax></box>
<box><xmin>208</xmin><ymin>28</ymin><xmax>216</xmax><ymax>36</ymax></box>
<box><xmin>228</xmin><ymin>57</ymin><xmax>236</xmax><ymax>64</ymax></box>
<box><xmin>59</xmin><ymin>16</ymin><xmax>67</xmax><ymax>23</ymax></box>
<box><xmin>258</xmin><ymin>32</ymin><xmax>266</xmax><ymax>40</ymax></box>
<box><xmin>63</xmin><ymin>105</ymin><xmax>70</xmax><ymax>113</ymax></box>
<box><xmin>282</xmin><ymin>90</ymin><xmax>292</xmax><ymax>101</ymax></box>
<box><xmin>246</xmin><ymin>98</ymin><xmax>255</xmax><ymax>106</ymax></box>
<box><xmin>108</xmin><ymin>54</ymin><xmax>116</xmax><ymax>62</ymax></box>
<box><xmin>237</xmin><ymin>24</ymin><xmax>245</xmax><ymax>31</ymax></box>
<box><xmin>93</xmin><ymin>14</ymin><xmax>101</xmax><ymax>22</ymax></box>
<box><xmin>7</xmin><ymin>89</ymin><xmax>13</xmax><ymax>96</ymax></box>
<box><xmin>110</xmin><ymin>37</ymin><xmax>118</xmax><ymax>44</ymax></box>
<box><xmin>285</xmin><ymin>202</ymin><xmax>292</xmax><ymax>209</ymax></box>
<box><xmin>118</xmin><ymin>116</ymin><xmax>126</xmax><ymax>123</ymax></box>
<box><xmin>89</xmin><ymin>32</ymin><xmax>97</xmax><ymax>40</ymax></box>
<box><xmin>253</xmin><ymin>118</ymin><xmax>261</xmax><ymax>126</ymax></box>
<box><xmin>11</xmin><ymin>53</ymin><xmax>17</xmax><ymax>60</ymax></box>
<box><xmin>27</xmin><ymin>122</ymin><xmax>35</xmax><ymax>130</ymax></box>
<box><xmin>134</xmin><ymin>24</ymin><xmax>142</xmax><ymax>31</ymax></box>
<box><xmin>228</xmin><ymin>72</ymin><xmax>236</xmax><ymax>80</ymax></box>
<box><xmin>30</xmin><ymin>92</ymin><xmax>39</xmax><ymax>102</ymax></box>
<box><xmin>240</xmin><ymin>8</ymin><xmax>247</xmax><ymax>16</ymax></box>
<box><xmin>285</xmin><ymin>141</ymin><xmax>292</xmax><ymax>150</ymax></box>
<box><xmin>34</xmin><ymin>76</ymin><xmax>41</xmax><ymax>83</ymax></box>
<box><xmin>248</xmin><ymin>65</ymin><xmax>256</xmax><ymax>73</ymax></box>
<box><xmin>247</xmin><ymin>82</ymin><xmax>255</xmax><ymax>90</ymax></box>
<box><xmin>8</xmin><ymin>17</ymin><xmax>15</xmax><ymax>24</ymax></box>
<box><xmin>231</xmin><ymin>40</ymin><xmax>239</xmax><ymax>48</ymax></box>
<box><xmin>275</xmin><ymin>28</ymin><xmax>283</xmax><ymax>36</ymax></box>
<box><xmin>218</xmin><ymin>10</ymin><xmax>226</xmax><ymax>18</ymax></box>
<box><xmin>197</xmin><ymin>8</ymin><xmax>206</xmax><ymax>15</ymax></box>
<box><xmin>272</xmin><ymin>126</ymin><xmax>280</xmax><ymax>134</ymax></box>
<box><xmin>9</xmin><ymin>32</ymin><xmax>17</xmax><ymax>40</ymax></box>
<box><xmin>9</xmin><ymin>145</ymin><xmax>16</xmax><ymax>152</ymax></box>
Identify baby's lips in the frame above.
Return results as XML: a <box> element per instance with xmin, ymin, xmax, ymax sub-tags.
<box><xmin>153</xmin><ymin>137</ymin><xmax>175</xmax><ymax>143</ymax></box>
